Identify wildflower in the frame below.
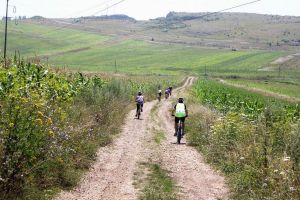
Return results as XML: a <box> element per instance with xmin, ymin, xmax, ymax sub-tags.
<box><xmin>20</xmin><ymin>97</ymin><xmax>28</xmax><ymax>103</ymax></box>
<box><xmin>9</xmin><ymin>123</ymin><xmax>14</xmax><ymax>128</ymax></box>
<box><xmin>37</xmin><ymin>111</ymin><xmax>44</xmax><ymax>117</ymax></box>
<box><xmin>280</xmin><ymin>171</ymin><xmax>285</xmax><ymax>175</ymax></box>
<box><xmin>262</xmin><ymin>183</ymin><xmax>267</xmax><ymax>187</ymax></box>
<box><xmin>283</xmin><ymin>157</ymin><xmax>290</xmax><ymax>162</ymax></box>
<box><xmin>57</xmin><ymin>158</ymin><xmax>64</xmax><ymax>164</ymax></box>
<box><xmin>274</xmin><ymin>169</ymin><xmax>278</xmax><ymax>173</ymax></box>
<box><xmin>36</xmin><ymin>118</ymin><xmax>43</xmax><ymax>125</ymax></box>
<box><xmin>47</xmin><ymin>118</ymin><xmax>53</xmax><ymax>125</ymax></box>
<box><xmin>289</xmin><ymin>187</ymin><xmax>296</xmax><ymax>192</ymax></box>
<box><xmin>240</xmin><ymin>157</ymin><xmax>245</xmax><ymax>160</ymax></box>
<box><xmin>48</xmin><ymin>130</ymin><xmax>54</xmax><ymax>137</ymax></box>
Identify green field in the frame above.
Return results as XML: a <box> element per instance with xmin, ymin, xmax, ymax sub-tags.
<box><xmin>0</xmin><ymin>22</ymin><xmax>110</xmax><ymax>57</ymax></box>
<box><xmin>1</xmin><ymin>22</ymin><xmax>291</xmax><ymax>77</ymax></box>
<box><xmin>226</xmin><ymin>79</ymin><xmax>300</xmax><ymax>99</ymax></box>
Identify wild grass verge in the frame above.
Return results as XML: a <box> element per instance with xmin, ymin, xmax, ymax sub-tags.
<box><xmin>134</xmin><ymin>162</ymin><xmax>178</xmax><ymax>200</ymax></box>
<box><xmin>186</xmin><ymin>79</ymin><xmax>300</xmax><ymax>199</ymax></box>
<box><xmin>0</xmin><ymin>57</ymin><xmax>180</xmax><ymax>199</ymax></box>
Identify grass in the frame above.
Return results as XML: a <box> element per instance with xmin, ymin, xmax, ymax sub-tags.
<box><xmin>226</xmin><ymin>79</ymin><xmax>300</xmax><ymax>99</ymax></box>
<box><xmin>154</xmin><ymin>130</ymin><xmax>166</xmax><ymax>144</ymax></box>
<box><xmin>47</xmin><ymin>40</ymin><xmax>287</xmax><ymax>76</ymax></box>
<box><xmin>134</xmin><ymin>162</ymin><xmax>178</xmax><ymax>200</ymax></box>
<box><xmin>0</xmin><ymin>21</ymin><xmax>110</xmax><ymax>57</ymax></box>
<box><xmin>187</xmin><ymin>79</ymin><xmax>300</xmax><ymax>199</ymax></box>
<box><xmin>1</xmin><ymin>22</ymin><xmax>295</xmax><ymax>78</ymax></box>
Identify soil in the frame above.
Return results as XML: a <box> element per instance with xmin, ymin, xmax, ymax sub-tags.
<box><xmin>55</xmin><ymin>77</ymin><xmax>229</xmax><ymax>200</ymax></box>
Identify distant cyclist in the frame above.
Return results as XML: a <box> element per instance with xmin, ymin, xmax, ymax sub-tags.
<box><xmin>135</xmin><ymin>91</ymin><xmax>144</xmax><ymax>117</ymax></box>
<box><xmin>157</xmin><ymin>89</ymin><xmax>162</xmax><ymax>101</ymax></box>
<box><xmin>165</xmin><ymin>88</ymin><xmax>170</xmax><ymax>99</ymax></box>
<box><xmin>169</xmin><ymin>86</ymin><xmax>173</xmax><ymax>96</ymax></box>
<box><xmin>172</xmin><ymin>98</ymin><xmax>188</xmax><ymax>136</ymax></box>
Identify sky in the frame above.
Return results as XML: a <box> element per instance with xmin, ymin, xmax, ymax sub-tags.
<box><xmin>1</xmin><ymin>0</ymin><xmax>300</xmax><ymax>20</ymax></box>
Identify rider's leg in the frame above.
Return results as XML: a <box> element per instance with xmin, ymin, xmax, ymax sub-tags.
<box><xmin>141</xmin><ymin>103</ymin><xmax>143</xmax><ymax>112</ymax></box>
<box><xmin>136</xmin><ymin>104</ymin><xmax>139</xmax><ymax>116</ymax></box>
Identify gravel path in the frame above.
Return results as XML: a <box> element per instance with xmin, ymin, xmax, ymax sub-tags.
<box><xmin>55</xmin><ymin>77</ymin><xmax>229</xmax><ymax>200</ymax></box>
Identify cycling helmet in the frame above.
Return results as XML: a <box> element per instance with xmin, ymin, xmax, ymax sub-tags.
<box><xmin>178</xmin><ymin>97</ymin><xmax>184</xmax><ymax>103</ymax></box>
<box><xmin>138</xmin><ymin>91</ymin><xmax>142</xmax><ymax>95</ymax></box>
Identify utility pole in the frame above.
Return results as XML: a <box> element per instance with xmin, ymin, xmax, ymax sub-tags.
<box><xmin>4</xmin><ymin>0</ymin><xmax>9</xmax><ymax>67</ymax></box>
<box><xmin>114</xmin><ymin>59</ymin><xmax>117</xmax><ymax>73</ymax></box>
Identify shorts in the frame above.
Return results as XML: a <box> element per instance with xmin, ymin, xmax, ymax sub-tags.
<box><xmin>175</xmin><ymin>117</ymin><xmax>185</xmax><ymax>123</ymax></box>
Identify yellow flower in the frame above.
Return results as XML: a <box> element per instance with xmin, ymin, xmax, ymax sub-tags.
<box><xmin>36</xmin><ymin>118</ymin><xmax>43</xmax><ymax>125</ymax></box>
<box><xmin>57</xmin><ymin>158</ymin><xmax>64</xmax><ymax>164</ymax></box>
<box><xmin>20</xmin><ymin>97</ymin><xmax>28</xmax><ymax>103</ymax></box>
<box><xmin>48</xmin><ymin>130</ymin><xmax>54</xmax><ymax>137</ymax></box>
<box><xmin>47</xmin><ymin>118</ymin><xmax>53</xmax><ymax>125</ymax></box>
<box><xmin>37</xmin><ymin>111</ymin><xmax>44</xmax><ymax>117</ymax></box>
<box><xmin>9</xmin><ymin>123</ymin><xmax>14</xmax><ymax>128</ymax></box>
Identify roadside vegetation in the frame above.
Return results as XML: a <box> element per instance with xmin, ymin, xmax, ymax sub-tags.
<box><xmin>134</xmin><ymin>162</ymin><xmax>178</xmax><ymax>200</ymax></box>
<box><xmin>187</xmin><ymin>79</ymin><xmax>300</xmax><ymax>199</ymax></box>
<box><xmin>0</xmin><ymin>56</ymin><xmax>179</xmax><ymax>199</ymax></box>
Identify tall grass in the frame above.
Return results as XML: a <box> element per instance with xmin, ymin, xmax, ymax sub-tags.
<box><xmin>187</xmin><ymin>79</ymin><xmax>300</xmax><ymax>199</ymax></box>
<box><xmin>0</xmin><ymin>57</ymin><xmax>179</xmax><ymax>199</ymax></box>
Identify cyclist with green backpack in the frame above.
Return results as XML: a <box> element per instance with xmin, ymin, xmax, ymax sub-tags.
<box><xmin>172</xmin><ymin>98</ymin><xmax>188</xmax><ymax>136</ymax></box>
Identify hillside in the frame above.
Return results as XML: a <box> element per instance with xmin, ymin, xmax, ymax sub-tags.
<box><xmin>22</xmin><ymin>12</ymin><xmax>300</xmax><ymax>51</ymax></box>
<box><xmin>0</xmin><ymin>12</ymin><xmax>299</xmax><ymax>79</ymax></box>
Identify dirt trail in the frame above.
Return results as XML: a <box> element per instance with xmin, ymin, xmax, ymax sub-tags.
<box><xmin>55</xmin><ymin>77</ymin><xmax>228</xmax><ymax>200</ymax></box>
<box><xmin>157</xmin><ymin>77</ymin><xmax>229</xmax><ymax>199</ymax></box>
<box><xmin>55</xmin><ymin>101</ymin><xmax>155</xmax><ymax>200</ymax></box>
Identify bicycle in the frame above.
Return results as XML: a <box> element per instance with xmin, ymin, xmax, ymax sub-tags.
<box><xmin>165</xmin><ymin>93</ymin><xmax>169</xmax><ymax>99</ymax></box>
<box><xmin>136</xmin><ymin>103</ymin><xmax>142</xmax><ymax>119</ymax></box>
<box><xmin>176</xmin><ymin>118</ymin><xmax>184</xmax><ymax>144</ymax></box>
<box><xmin>158</xmin><ymin>95</ymin><xmax>161</xmax><ymax>102</ymax></box>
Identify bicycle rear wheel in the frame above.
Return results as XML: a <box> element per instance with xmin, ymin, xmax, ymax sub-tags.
<box><xmin>137</xmin><ymin>104</ymin><xmax>141</xmax><ymax>119</ymax></box>
<box><xmin>177</xmin><ymin>125</ymin><xmax>182</xmax><ymax>144</ymax></box>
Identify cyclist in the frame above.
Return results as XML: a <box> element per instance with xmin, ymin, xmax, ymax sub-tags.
<box><xmin>157</xmin><ymin>89</ymin><xmax>162</xmax><ymax>101</ymax></box>
<box><xmin>165</xmin><ymin>88</ymin><xmax>170</xmax><ymax>99</ymax></box>
<box><xmin>169</xmin><ymin>86</ymin><xmax>173</xmax><ymax>96</ymax></box>
<box><xmin>172</xmin><ymin>98</ymin><xmax>188</xmax><ymax>136</ymax></box>
<box><xmin>135</xmin><ymin>91</ymin><xmax>144</xmax><ymax>117</ymax></box>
